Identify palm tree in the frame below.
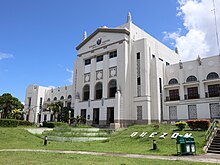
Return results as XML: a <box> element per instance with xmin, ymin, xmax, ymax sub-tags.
<box><xmin>47</xmin><ymin>101</ymin><xmax>63</xmax><ymax>122</ymax></box>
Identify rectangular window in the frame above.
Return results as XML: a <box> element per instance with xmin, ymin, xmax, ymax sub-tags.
<box><xmin>187</xmin><ymin>87</ymin><xmax>199</xmax><ymax>99</ymax></box>
<box><xmin>210</xmin><ymin>103</ymin><xmax>220</xmax><ymax>119</ymax></box>
<box><xmin>85</xmin><ymin>59</ymin><xmax>91</xmax><ymax>65</ymax></box>
<box><xmin>28</xmin><ymin>97</ymin><xmax>31</xmax><ymax>107</ymax></box>
<box><xmin>137</xmin><ymin>77</ymin><xmax>141</xmax><ymax>85</ymax></box>
<box><xmin>81</xmin><ymin>109</ymin><xmax>87</xmax><ymax>120</ymax></box>
<box><xmin>44</xmin><ymin>115</ymin><xmax>47</xmax><ymax>121</ymax></box>
<box><xmin>39</xmin><ymin>97</ymin><xmax>43</xmax><ymax>109</ymax></box>
<box><xmin>137</xmin><ymin>106</ymin><xmax>142</xmax><ymax>120</ymax></box>
<box><xmin>109</xmin><ymin>51</ymin><xmax>117</xmax><ymax>58</ymax></box>
<box><xmin>188</xmin><ymin>105</ymin><xmax>197</xmax><ymax>119</ymax></box>
<box><xmin>169</xmin><ymin>89</ymin><xmax>180</xmax><ymax>101</ymax></box>
<box><xmin>159</xmin><ymin>78</ymin><xmax>162</xmax><ymax>94</ymax></box>
<box><xmin>137</xmin><ymin>52</ymin><xmax>140</xmax><ymax>59</ymax></box>
<box><xmin>208</xmin><ymin>84</ymin><xmax>220</xmax><ymax>97</ymax></box>
<box><xmin>169</xmin><ymin>106</ymin><xmax>177</xmax><ymax>120</ymax></box>
<box><xmin>96</xmin><ymin>55</ymin><xmax>103</xmax><ymax>62</ymax></box>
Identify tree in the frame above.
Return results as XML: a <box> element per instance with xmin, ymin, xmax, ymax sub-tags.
<box><xmin>47</xmin><ymin>101</ymin><xmax>63</xmax><ymax>122</ymax></box>
<box><xmin>0</xmin><ymin>93</ymin><xmax>23</xmax><ymax>119</ymax></box>
<box><xmin>60</xmin><ymin>107</ymin><xmax>74</xmax><ymax>123</ymax></box>
<box><xmin>12</xmin><ymin>108</ymin><xmax>23</xmax><ymax>120</ymax></box>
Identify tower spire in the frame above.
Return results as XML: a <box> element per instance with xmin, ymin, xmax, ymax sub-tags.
<box><xmin>127</xmin><ymin>12</ymin><xmax>132</xmax><ymax>23</ymax></box>
<box><xmin>83</xmin><ymin>31</ymin><xmax>87</xmax><ymax>40</ymax></box>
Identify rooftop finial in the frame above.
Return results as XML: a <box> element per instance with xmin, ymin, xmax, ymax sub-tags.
<box><xmin>83</xmin><ymin>31</ymin><xmax>87</xmax><ymax>40</ymax></box>
<box><xmin>127</xmin><ymin>12</ymin><xmax>132</xmax><ymax>23</ymax></box>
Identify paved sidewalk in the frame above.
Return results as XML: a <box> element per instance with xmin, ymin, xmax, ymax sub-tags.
<box><xmin>0</xmin><ymin>149</ymin><xmax>219</xmax><ymax>164</ymax></box>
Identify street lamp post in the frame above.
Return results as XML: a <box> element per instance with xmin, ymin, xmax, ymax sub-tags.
<box><xmin>68</xmin><ymin>110</ymin><xmax>71</xmax><ymax>125</ymax></box>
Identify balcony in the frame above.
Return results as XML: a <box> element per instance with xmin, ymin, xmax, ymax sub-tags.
<box><xmin>166</xmin><ymin>96</ymin><xmax>180</xmax><ymax>101</ymax></box>
<box><xmin>205</xmin><ymin>92</ymin><xmax>220</xmax><ymax>98</ymax></box>
<box><xmin>184</xmin><ymin>94</ymin><xmax>200</xmax><ymax>100</ymax></box>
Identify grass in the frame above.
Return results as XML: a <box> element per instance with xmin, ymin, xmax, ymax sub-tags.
<box><xmin>0</xmin><ymin>124</ymin><xmax>207</xmax><ymax>156</ymax></box>
<box><xmin>0</xmin><ymin>152</ymin><xmax>215</xmax><ymax>165</ymax></box>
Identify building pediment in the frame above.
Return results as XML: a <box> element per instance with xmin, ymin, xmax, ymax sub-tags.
<box><xmin>76</xmin><ymin>28</ymin><xmax>130</xmax><ymax>53</ymax></box>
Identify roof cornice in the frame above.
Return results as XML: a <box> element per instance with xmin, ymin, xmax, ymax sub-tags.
<box><xmin>76</xmin><ymin>28</ymin><xmax>130</xmax><ymax>50</ymax></box>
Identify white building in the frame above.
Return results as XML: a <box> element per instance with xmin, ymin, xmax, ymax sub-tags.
<box><xmin>24</xmin><ymin>84</ymin><xmax>73</xmax><ymax>123</ymax></box>
<box><xmin>24</xmin><ymin>13</ymin><xmax>220</xmax><ymax>128</ymax></box>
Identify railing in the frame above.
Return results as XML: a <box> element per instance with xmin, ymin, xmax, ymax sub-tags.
<box><xmin>165</xmin><ymin>96</ymin><xmax>180</xmax><ymax>101</ymax></box>
<box><xmin>205</xmin><ymin>92</ymin><xmax>220</xmax><ymax>98</ymax></box>
<box><xmin>205</xmin><ymin>119</ymin><xmax>218</xmax><ymax>141</ymax></box>
<box><xmin>184</xmin><ymin>94</ymin><xmax>200</xmax><ymax>100</ymax></box>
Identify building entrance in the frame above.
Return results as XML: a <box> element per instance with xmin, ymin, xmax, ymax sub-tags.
<box><xmin>107</xmin><ymin>107</ymin><xmax>114</xmax><ymax>125</ymax></box>
<box><xmin>93</xmin><ymin>108</ymin><xmax>99</xmax><ymax>125</ymax></box>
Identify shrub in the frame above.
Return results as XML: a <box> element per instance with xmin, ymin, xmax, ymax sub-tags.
<box><xmin>0</xmin><ymin>119</ymin><xmax>33</xmax><ymax>127</ymax></box>
<box><xmin>18</xmin><ymin>120</ymin><xmax>32</xmax><ymax>126</ymax></box>
<box><xmin>187</xmin><ymin>120</ymin><xmax>210</xmax><ymax>130</ymax></box>
<box><xmin>175</xmin><ymin>121</ymin><xmax>187</xmax><ymax>130</ymax></box>
<box><xmin>0</xmin><ymin>119</ymin><xmax>18</xmax><ymax>127</ymax></box>
<box><xmin>42</xmin><ymin>121</ymin><xmax>67</xmax><ymax>128</ymax></box>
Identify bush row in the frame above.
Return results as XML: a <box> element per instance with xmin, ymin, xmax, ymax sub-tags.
<box><xmin>175</xmin><ymin>121</ymin><xmax>187</xmax><ymax>130</ymax></box>
<box><xmin>0</xmin><ymin>119</ymin><xmax>32</xmax><ymax>127</ymax></box>
<box><xmin>186</xmin><ymin>120</ymin><xmax>210</xmax><ymax>130</ymax></box>
<box><xmin>41</xmin><ymin>121</ymin><xmax>67</xmax><ymax>128</ymax></box>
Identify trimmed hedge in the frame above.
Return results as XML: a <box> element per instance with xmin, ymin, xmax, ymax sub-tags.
<box><xmin>42</xmin><ymin>121</ymin><xmax>67</xmax><ymax>128</ymax></box>
<box><xmin>18</xmin><ymin>120</ymin><xmax>33</xmax><ymax>126</ymax></box>
<box><xmin>0</xmin><ymin>119</ymin><xmax>32</xmax><ymax>127</ymax></box>
<box><xmin>175</xmin><ymin>121</ymin><xmax>187</xmax><ymax>130</ymax></box>
<box><xmin>186</xmin><ymin>120</ymin><xmax>210</xmax><ymax>130</ymax></box>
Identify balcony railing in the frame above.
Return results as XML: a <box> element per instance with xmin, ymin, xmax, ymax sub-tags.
<box><xmin>184</xmin><ymin>94</ymin><xmax>200</xmax><ymax>100</ymax></box>
<box><xmin>205</xmin><ymin>92</ymin><xmax>220</xmax><ymax>98</ymax></box>
<box><xmin>166</xmin><ymin>96</ymin><xmax>180</xmax><ymax>101</ymax></box>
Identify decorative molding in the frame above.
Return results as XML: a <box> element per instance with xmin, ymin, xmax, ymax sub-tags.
<box><xmin>96</xmin><ymin>70</ymin><xmax>103</xmax><ymax>80</ymax></box>
<box><xmin>84</xmin><ymin>73</ymin><xmax>90</xmax><ymax>83</ymax></box>
<box><xmin>76</xmin><ymin>28</ymin><xmax>130</xmax><ymax>50</ymax></box>
<box><xmin>109</xmin><ymin>67</ymin><xmax>117</xmax><ymax>78</ymax></box>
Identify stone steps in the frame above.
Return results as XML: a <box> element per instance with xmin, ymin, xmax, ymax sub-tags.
<box><xmin>42</xmin><ymin>127</ymin><xmax>111</xmax><ymax>142</ymax></box>
<box><xmin>207</xmin><ymin>130</ymin><xmax>220</xmax><ymax>154</ymax></box>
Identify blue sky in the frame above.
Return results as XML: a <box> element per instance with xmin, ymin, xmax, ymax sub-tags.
<box><xmin>0</xmin><ymin>0</ymin><xmax>219</xmax><ymax>102</ymax></box>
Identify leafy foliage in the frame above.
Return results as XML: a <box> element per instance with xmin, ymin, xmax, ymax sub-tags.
<box><xmin>0</xmin><ymin>93</ymin><xmax>23</xmax><ymax>119</ymax></box>
<box><xmin>175</xmin><ymin>122</ymin><xmax>187</xmax><ymax>131</ymax></box>
<box><xmin>0</xmin><ymin>119</ymin><xmax>32</xmax><ymax>127</ymax></box>
<box><xmin>186</xmin><ymin>120</ymin><xmax>210</xmax><ymax>130</ymax></box>
<box><xmin>12</xmin><ymin>108</ymin><xmax>23</xmax><ymax>120</ymax></box>
<box><xmin>47</xmin><ymin>101</ymin><xmax>63</xmax><ymax>121</ymax></box>
<box><xmin>59</xmin><ymin>107</ymin><xmax>74</xmax><ymax>123</ymax></box>
<box><xmin>41</xmin><ymin>121</ymin><xmax>67</xmax><ymax>128</ymax></box>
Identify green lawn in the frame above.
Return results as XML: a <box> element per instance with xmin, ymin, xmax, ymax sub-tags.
<box><xmin>0</xmin><ymin>152</ymin><xmax>215</xmax><ymax>165</ymax></box>
<box><xmin>0</xmin><ymin>124</ymin><xmax>207</xmax><ymax>156</ymax></box>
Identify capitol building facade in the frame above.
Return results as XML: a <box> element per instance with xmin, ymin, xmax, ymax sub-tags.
<box><xmin>24</xmin><ymin>13</ymin><xmax>220</xmax><ymax>128</ymax></box>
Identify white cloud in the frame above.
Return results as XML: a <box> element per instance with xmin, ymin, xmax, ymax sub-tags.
<box><xmin>66</xmin><ymin>68</ymin><xmax>73</xmax><ymax>84</ymax></box>
<box><xmin>48</xmin><ymin>86</ymin><xmax>56</xmax><ymax>89</ymax></box>
<box><xmin>0</xmin><ymin>52</ymin><xmax>14</xmax><ymax>60</ymax></box>
<box><xmin>163</xmin><ymin>30</ymin><xmax>180</xmax><ymax>40</ymax></box>
<box><xmin>165</xmin><ymin>0</ymin><xmax>220</xmax><ymax>61</ymax></box>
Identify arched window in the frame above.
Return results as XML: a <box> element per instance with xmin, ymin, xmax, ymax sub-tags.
<box><xmin>186</xmin><ymin>75</ymin><xmax>197</xmax><ymax>82</ymax></box>
<box><xmin>207</xmin><ymin>72</ymin><xmax>219</xmax><ymax>80</ymax></box>
<box><xmin>95</xmin><ymin>82</ymin><xmax>102</xmax><ymax>99</ymax></box>
<box><xmin>47</xmin><ymin>98</ymin><xmax>50</xmax><ymax>102</ymax></box>
<box><xmin>53</xmin><ymin>97</ymin><xmax>57</xmax><ymax>101</ymax></box>
<box><xmin>60</xmin><ymin>96</ymin><xmax>64</xmax><ymax>100</ymax></box>
<box><xmin>83</xmin><ymin>85</ymin><xmax>90</xmax><ymax>101</ymax></box>
<box><xmin>67</xmin><ymin>95</ymin><xmax>72</xmax><ymax>99</ymax></box>
<box><xmin>108</xmin><ymin>79</ymin><xmax>117</xmax><ymax>98</ymax></box>
<box><xmin>168</xmin><ymin>78</ymin><xmax>178</xmax><ymax>85</ymax></box>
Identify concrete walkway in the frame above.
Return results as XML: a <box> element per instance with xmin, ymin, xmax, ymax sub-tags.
<box><xmin>0</xmin><ymin>149</ymin><xmax>219</xmax><ymax>164</ymax></box>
